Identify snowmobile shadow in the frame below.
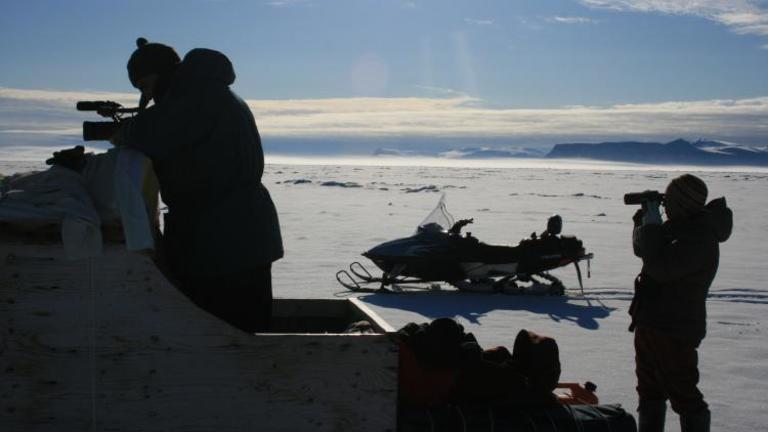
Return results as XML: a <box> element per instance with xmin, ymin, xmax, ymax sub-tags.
<box><xmin>361</xmin><ymin>292</ymin><xmax>616</xmax><ymax>330</ymax></box>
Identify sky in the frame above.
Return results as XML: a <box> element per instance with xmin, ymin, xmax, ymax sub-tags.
<box><xmin>1</xmin><ymin>0</ymin><xmax>767</xmax><ymax>158</ymax></box>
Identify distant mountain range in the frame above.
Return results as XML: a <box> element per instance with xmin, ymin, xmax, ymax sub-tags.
<box><xmin>548</xmin><ymin>139</ymin><xmax>768</xmax><ymax>166</ymax></box>
<box><xmin>373</xmin><ymin>139</ymin><xmax>768</xmax><ymax>166</ymax></box>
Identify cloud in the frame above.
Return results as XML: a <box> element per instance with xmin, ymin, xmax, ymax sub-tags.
<box><xmin>465</xmin><ymin>18</ymin><xmax>494</xmax><ymax>26</ymax></box>
<box><xmin>412</xmin><ymin>85</ymin><xmax>468</xmax><ymax>98</ymax></box>
<box><xmin>1</xmin><ymin>87</ymin><xmax>767</xmax><ymax>149</ymax></box>
<box><xmin>266</xmin><ymin>0</ymin><xmax>310</xmax><ymax>7</ymax></box>
<box><xmin>0</xmin><ymin>87</ymin><xmax>138</xmax><ymax>105</ymax></box>
<box><xmin>243</xmin><ymin>95</ymin><xmax>768</xmax><ymax>143</ymax></box>
<box><xmin>579</xmin><ymin>0</ymin><xmax>768</xmax><ymax>36</ymax></box>
<box><xmin>517</xmin><ymin>17</ymin><xmax>545</xmax><ymax>31</ymax></box>
<box><xmin>0</xmin><ymin>88</ymin><xmax>139</xmax><ymax>134</ymax></box>
<box><xmin>547</xmin><ymin>16</ymin><xmax>598</xmax><ymax>24</ymax></box>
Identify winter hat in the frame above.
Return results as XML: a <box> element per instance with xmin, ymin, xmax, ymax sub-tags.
<box><xmin>127</xmin><ymin>37</ymin><xmax>180</xmax><ymax>87</ymax></box>
<box><xmin>665</xmin><ymin>174</ymin><xmax>708</xmax><ymax>220</ymax></box>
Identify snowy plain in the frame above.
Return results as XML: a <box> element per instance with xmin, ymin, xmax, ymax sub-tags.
<box><xmin>2</xmin><ymin>157</ymin><xmax>767</xmax><ymax>431</ymax></box>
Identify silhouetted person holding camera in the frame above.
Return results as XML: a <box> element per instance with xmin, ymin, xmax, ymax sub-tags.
<box><xmin>629</xmin><ymin>174</ymin><xmax>732</xmax><ymax>432</ymax></box>
<box><xmin>112</xmin><ymin>38</ymin><xmax>283</xmax><ymax>333</ymax></box>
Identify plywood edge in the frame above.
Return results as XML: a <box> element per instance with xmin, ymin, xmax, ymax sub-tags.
<box><xmin>349</xmin><ymin>298</ymin><xmax>397</xmax><ymax>334</ymax></box>
<box><xmin>271</xmin><ymin>297</ymin><xmax>349</xmax><ymax>318</ymax></box>
<box><xmin>0</xmin><ymin>219</ymin><xmax>126</xmax><ymax>244</ymax></box>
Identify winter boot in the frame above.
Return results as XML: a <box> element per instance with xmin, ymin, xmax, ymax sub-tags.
<box><xmin>680</xmin><ymin>408</ymin><xmax>710</xmax><ymax>432</ymax></box>
<box><xmin>638</xmin><ymin>399</ymin><xmax>666</xmax><ymax>432</ymax></box>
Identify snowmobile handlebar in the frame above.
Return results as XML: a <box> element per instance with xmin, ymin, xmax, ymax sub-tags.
<box><xmin>449</xmin><ymin>218</ymin><xmax>474</xmax><ymax>236</ymax></box>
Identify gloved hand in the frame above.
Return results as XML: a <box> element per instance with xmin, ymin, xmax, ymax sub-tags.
<box><xmin>109</xmin><ymin>118</ymin><xmax>133</xmax><ymax>147</ymax></box>
<box><xmin>641</xmin><ymin>200</ymin><xmax>662</xmax><ymax>226</ymax></box>
<box><xmin>633</xmin><ymin>209</ymin><xmax>644</xmax><ymax>227</ymax></box>
<box><xmin>45</xmin><ymin>145</ymin><xmax>87</xmax><ymax>172</ymax></box>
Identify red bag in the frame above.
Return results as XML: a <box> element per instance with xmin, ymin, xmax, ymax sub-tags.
<box><xmin>398</xmin><ymin>341</ymin><xmax>457</xmax><ymax>406</ymax></box>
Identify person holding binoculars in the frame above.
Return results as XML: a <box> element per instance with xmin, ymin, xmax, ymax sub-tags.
<box><xmin>627</xmin><ymin>174</ymin><xmax>732</xmax><ymax>432</ymax></box>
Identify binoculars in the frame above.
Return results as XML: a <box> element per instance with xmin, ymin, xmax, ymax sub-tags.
<box><xmin>624</xmin><ymin>190</ymin><xmax>665</xmax><ymax>206</ymax></box>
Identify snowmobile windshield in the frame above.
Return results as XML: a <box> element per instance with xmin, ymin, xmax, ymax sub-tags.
<box><xmin>416</xmin><ymin>193</ymin><xmax>455</xmax><ymax>234</ymax></box>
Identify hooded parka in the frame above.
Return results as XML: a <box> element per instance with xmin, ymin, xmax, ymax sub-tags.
<box><xmin>630</xmin><ymin>197</ymin><xmax>733</xmax><ymax>344</ymax></box>
<box><xmin>122</xmin><ymin>48</ymin><xmax>283</xmax><ymax>277</ymax></box>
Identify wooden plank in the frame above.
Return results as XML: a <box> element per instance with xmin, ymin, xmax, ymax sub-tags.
<box><xmin>272</xmin><ymin>298</ymin><xmax>352</xmax><ymax>321</ymax></box>
<box><xmin>88</xmin><ymin>335</ymin><xmax>396</xmax><ymax>432</ymax></box>
<box><xmin>0</xmin><ymin>220</ymin><xmax>126</xmax><ymax>244</ymax></box>
<box><xmin>349</xmin><ymin>298</ymin><xmax>397</xmax><ymax>333</ymax></box>
<box><xmin>0</xmin><ymin>242</ymin><xmax>398</xmax><ymax>432</ymax></box>
<box><xmin>0</xmin><ymin>244</ymin><xmax>93</xmax><ymax>430</ymax></box>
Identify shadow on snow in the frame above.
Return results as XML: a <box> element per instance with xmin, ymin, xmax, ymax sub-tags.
<box><xmin>361</xmin><ymin>292</ymin><xmax>616</xmax><ymax>330</ymax></box>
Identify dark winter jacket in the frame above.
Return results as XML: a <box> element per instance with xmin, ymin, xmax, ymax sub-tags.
<box><xmin>630</xmin><ymin>198</ymin><xmax>732</xmax><ymax>343</ymax></box>
<box><xmin>123</xmin><ymin>48</ymin><xmax>283</xmax><ymax>277</ymax></box>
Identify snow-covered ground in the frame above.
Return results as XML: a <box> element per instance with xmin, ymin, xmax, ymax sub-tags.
<box><xmin>265</xmin><ymin>160</ymin><xmax>768</xmax><ymax>431</ymax></box>
<box><xmin>2</xmin><ymin>158</ymin><xmax>767</xmax><ymax>430</ymax></box>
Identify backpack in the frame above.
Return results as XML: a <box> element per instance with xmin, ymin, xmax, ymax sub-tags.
<box><xmin>398</xmin><ymin>319</ymin><xmax>560</xmax><ymax>407</ymax></box>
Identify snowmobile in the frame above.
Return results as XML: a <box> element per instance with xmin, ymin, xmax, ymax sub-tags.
<box><xmin>336</xmin><ymin>195</ymin><xmax>593</xmax><ymax>295</ymax></box>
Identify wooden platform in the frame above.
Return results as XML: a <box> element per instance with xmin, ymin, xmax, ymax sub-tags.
<box><xmin>0</xmin><ymin>237</ymin><xmax>398</xmax><ymax>431</ymax></box>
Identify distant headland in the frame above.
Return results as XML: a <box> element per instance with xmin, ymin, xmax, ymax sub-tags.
<box><xmin>547</xmin><ymin>139</ymin><xmax>768</xmax><ymax>166</ymax></box>
<box><xmin>372</xmin><ymin>139</ymin><xmax>768</xmax><ymax>166</ymax></box>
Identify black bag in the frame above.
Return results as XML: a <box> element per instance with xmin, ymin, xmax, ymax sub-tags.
<box><xmin>399</xmin><ymin>403</ymin><xmax>637</xmax><ymax>432</ymax></box>
<box><xmin>399</xmin><ymin>320</ymin><xmax>561</xmax><ymax>406</ymax></box>
<box><xmin>511</xmin><ymin>329</ymin><xmax>561</xmax><ymax>394</ymax></box>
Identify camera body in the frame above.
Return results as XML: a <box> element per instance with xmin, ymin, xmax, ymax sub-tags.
<box><xmin>624</xmin><ymin>190</ymin><xmax>665</xmax><ymax>206</ymax></box>
<box><xmin>76</xmin><ymin>101</ymin><xmax>141</xmax><ymax>141</ymax></box>
<box><xmin>82</xmin><ymin>121</ymin><xmax>122</xmax><ymax>141</ymax></box>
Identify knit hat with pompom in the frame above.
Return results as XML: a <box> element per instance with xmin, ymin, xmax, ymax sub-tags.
<box><xmin>127</xmin><ymin>37</ymin><xmax>180</xmax><ymax>87</ymax></box>
<box><xmin>665</xmin><ymin>174</ymin><xmax>708</xmax><ymax>220</ymax></box>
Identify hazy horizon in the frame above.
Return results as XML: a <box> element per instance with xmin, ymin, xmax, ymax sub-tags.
<box><xmin>4</xmin><ymin>151</ymin><xmax>768</xmax><ymax>175</ymax></box>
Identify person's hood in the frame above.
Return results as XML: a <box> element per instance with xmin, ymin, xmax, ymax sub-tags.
<box><xmin>704</xmin><ymin>197</ymin><xmax>733</xmax><ymax>243</ymax></box>
<box><xmin>671</xmin><ymin>197</ymin><xmax>733</xmax><ymax>243</ymax></box>
<box><xmin>175</xmin><ymin>48</ymin><xmax>236</xmax><ymax>86</ymax></box>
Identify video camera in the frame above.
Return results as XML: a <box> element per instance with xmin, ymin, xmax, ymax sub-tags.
<box><xmin>624</xmin><ymin>190</ymin><xmax>665</xmax><ymax>206</ymax></box>
<box><xmin>76</xmin><ymin>101</ymin><xmax>141</xmax><ymax>141</ymax></box>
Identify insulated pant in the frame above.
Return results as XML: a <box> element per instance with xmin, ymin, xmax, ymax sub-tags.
<box><xmin>180</xmin><ymin>265</ymin><xmax>273</xmax><ymax>333</ymax></box>
<box><xmin>634</xmin><ymin>326</ymin><xmax>708</xmax><ymax>416</ymax></box>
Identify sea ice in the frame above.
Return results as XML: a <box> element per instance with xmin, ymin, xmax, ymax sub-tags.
<box><xmin>2</xmin><ymin>159</ymin><xmax>766</xmax><ymax>430</ymax></box>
